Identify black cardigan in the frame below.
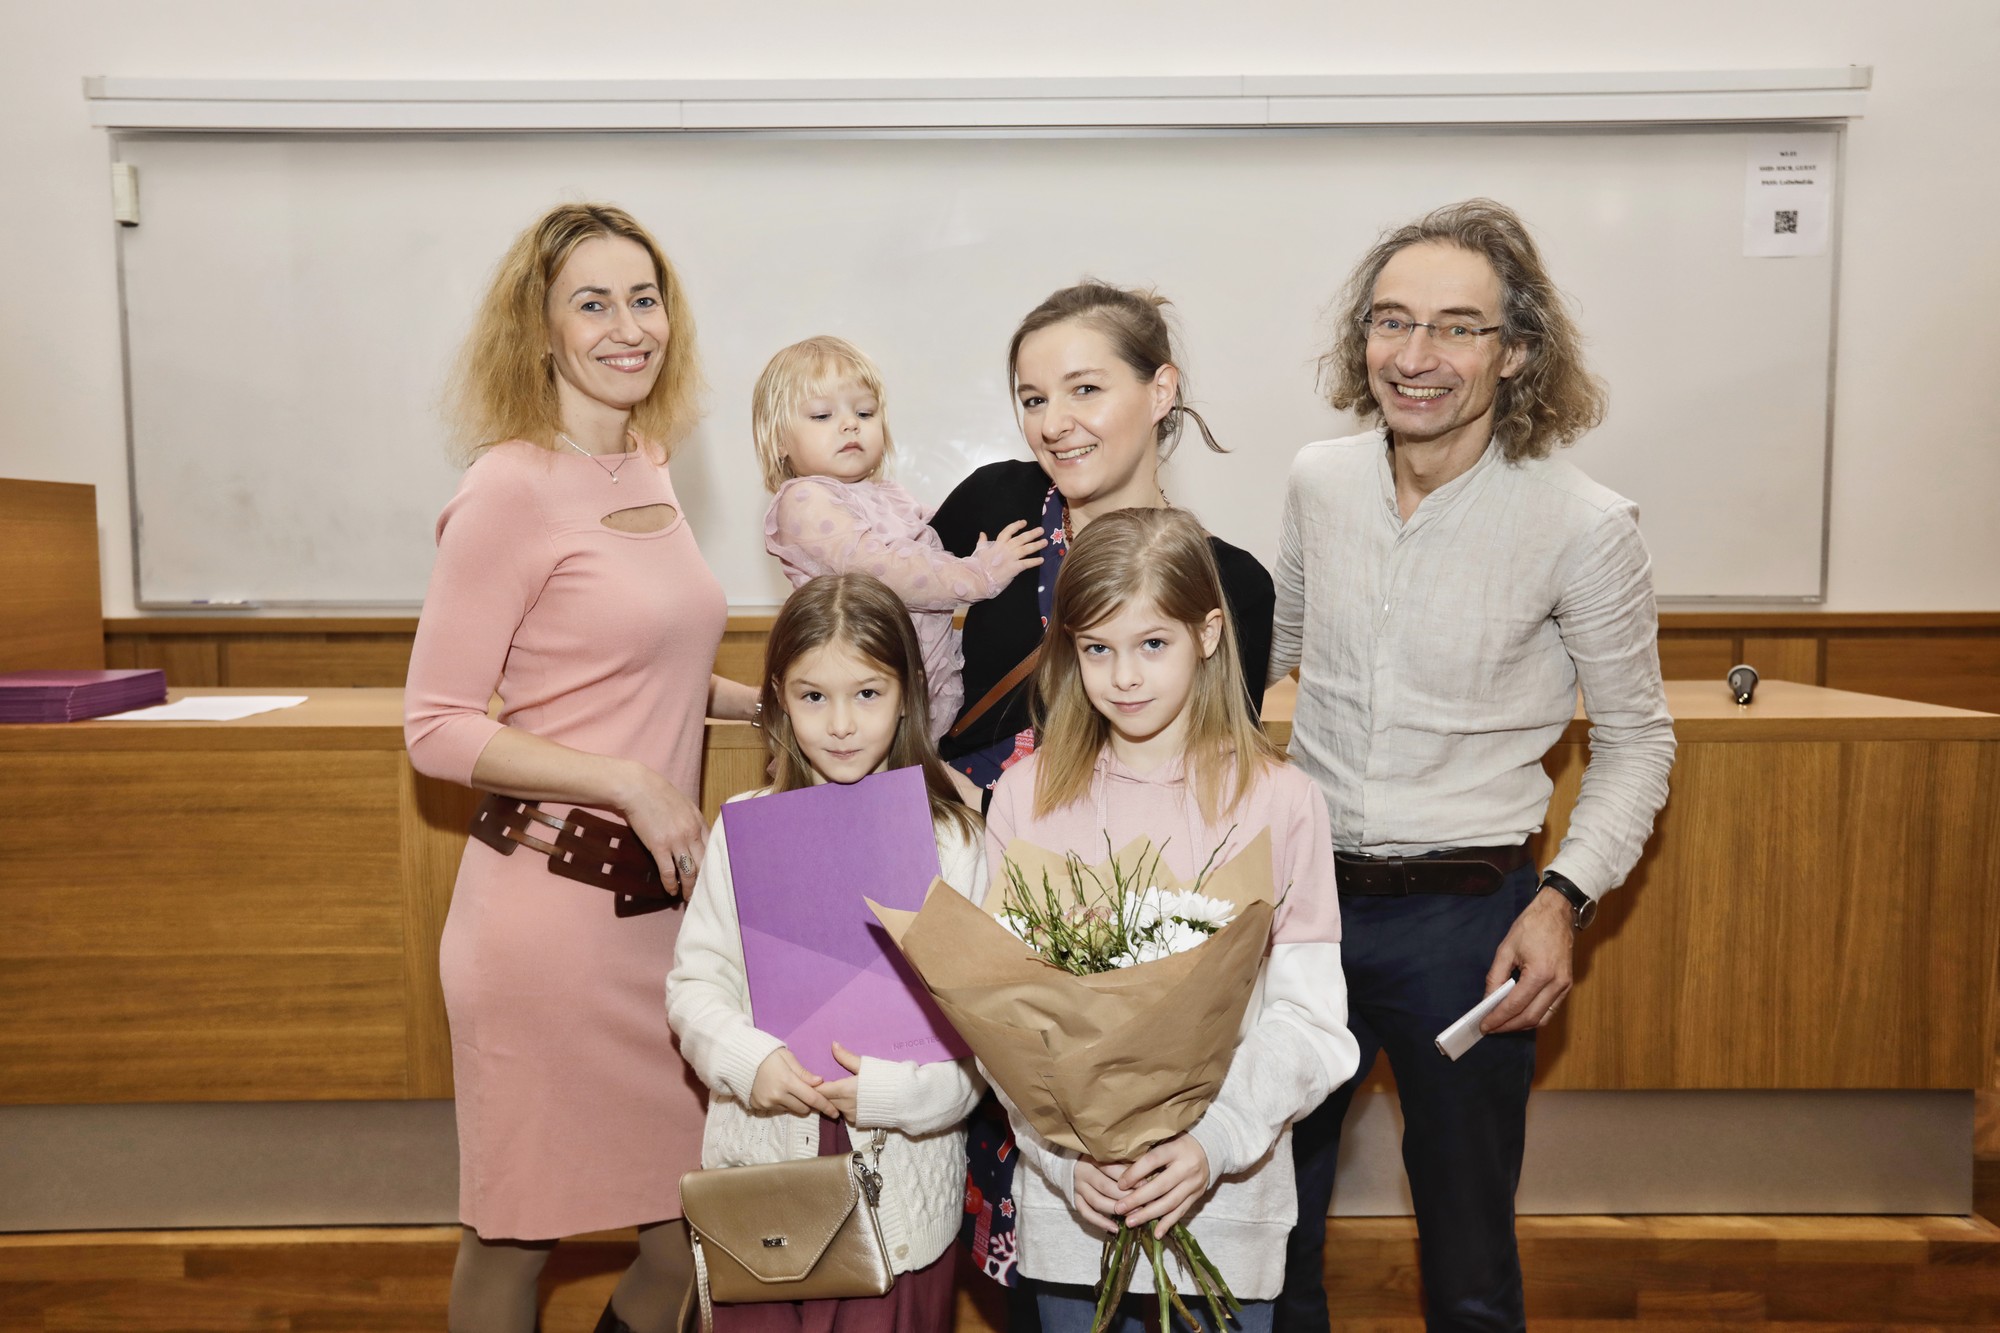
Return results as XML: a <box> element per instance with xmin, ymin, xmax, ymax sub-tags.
<box><xmin>929</xmin><ymin>459</ymin><xmax>1275</xmax><ymax>762</ymax></box>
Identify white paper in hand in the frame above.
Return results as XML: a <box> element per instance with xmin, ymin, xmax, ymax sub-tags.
<box><xmin>1435</xmin><ymin>977</ymin><xmax>1517</xmax><ymax>1061</ymax></box>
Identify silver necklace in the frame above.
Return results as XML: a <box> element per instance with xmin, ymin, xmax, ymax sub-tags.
<box><xmin>559</xmin><ymin>432</ymin><xmax>630</xmax><ymax>484</ymax></box>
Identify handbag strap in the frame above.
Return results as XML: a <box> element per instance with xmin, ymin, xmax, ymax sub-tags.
<box><xmin>850</xmin><ymin>1128</ymin><xmax>888</xmax><ymax>1208</ymax></box>
<box><xmin>946</xmin><ymin>644</ymin><xmax>1042</xmax><ymax>740</ymax></box>
<box><xmin>692</xmin><ymin>1231</ymin><xmax>716</xmax><ymax>1333</ymax></box>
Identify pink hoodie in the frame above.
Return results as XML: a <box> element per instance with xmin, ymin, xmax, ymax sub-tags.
<box><xmin>982</xmin><ymin>748</ymin><xmax>1359</xmax><ymax>1300</ymax></box>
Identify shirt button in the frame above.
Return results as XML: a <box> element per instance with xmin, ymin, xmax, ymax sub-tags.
<box><xmin>895</xmin><ymin>1245</ymin><xmax>909</xmax><ymax>1258</ymax></box>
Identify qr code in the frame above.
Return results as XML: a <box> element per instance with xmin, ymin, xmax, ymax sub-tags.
<box><xmin>1774</xmin><ymin>210</ymin><xmax>1799</xmax><ymax>235</ymax></box>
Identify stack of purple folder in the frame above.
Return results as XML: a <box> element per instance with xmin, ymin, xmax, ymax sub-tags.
<box><xmin>0</xmin><ymin>669</ymin><xmax>168</xmax><ymax>722</ymax></box>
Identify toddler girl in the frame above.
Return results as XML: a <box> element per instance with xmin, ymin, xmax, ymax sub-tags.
<box><xmin>756</xmin><ymin>336</ymin><xmax>1044</xmax><ymax>740</ymax></box>
<box><xmin>667</xmin><ymin>572</ymin><xmax>988</xmax><ymax>1332</ymax></box>
<box><xmin>984</xmin><ymin>508</ymin><xmax>1361</xmax><ymax>1333</ymax></box>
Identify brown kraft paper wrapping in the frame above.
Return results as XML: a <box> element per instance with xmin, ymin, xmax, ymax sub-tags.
<box><xmin>869</xmin><ymin>830</ymin><xmax>1276</xmax><ymax>1164</ymax></box>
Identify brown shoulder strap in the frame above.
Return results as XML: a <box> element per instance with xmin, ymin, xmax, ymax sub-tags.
<box><xmin>947</xmin><ymin>643</ymin><xmax>1043</xmax><ymax>740</ymax></box>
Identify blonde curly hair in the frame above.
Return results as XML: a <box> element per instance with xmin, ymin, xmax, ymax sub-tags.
<box><xmin>449</xmin><ymin>203</ymin><xmax>701</xmax><ymax>465</ymax></box>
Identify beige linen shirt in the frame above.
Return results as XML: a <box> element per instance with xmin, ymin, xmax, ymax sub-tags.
<box><xmin>1270</xmin><ymin>430</ymin><xmax>1675</xmax><ymax>901</ymax></box>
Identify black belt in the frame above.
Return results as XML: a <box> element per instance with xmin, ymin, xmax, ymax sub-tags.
<box><xmin>1334</xmin><ymin>843</ymin><xmax>1531</xmax><ymax>897</ymax></box>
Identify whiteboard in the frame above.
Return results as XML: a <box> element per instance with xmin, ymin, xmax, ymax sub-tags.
<box><xmin>115</xmin><ymin>126</ymin><xmax>1837</xmax><ymax>605</ymax></box>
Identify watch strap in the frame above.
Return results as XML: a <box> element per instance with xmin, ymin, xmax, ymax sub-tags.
<box><xmin>1540</xmin><ymin>870</ymin><xmax>1595</xmax><ymax>929</ymax></box>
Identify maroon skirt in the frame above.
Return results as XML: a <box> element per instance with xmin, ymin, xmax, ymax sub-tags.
<box><xmin>713</xmin><ymin>1119</ymin><xmax>957</xmax><ymax>1333</ymax></box>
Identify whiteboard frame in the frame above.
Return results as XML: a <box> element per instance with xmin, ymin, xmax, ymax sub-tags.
<box><xmin>94</xmin><ymin>73</ymin><xmax>1865</xmax><ymax>609</ymax></box>
<box><xmin>84</xmin><ymin>70</ymin><xmax>1870</xmax><ymax>133</ymax></box>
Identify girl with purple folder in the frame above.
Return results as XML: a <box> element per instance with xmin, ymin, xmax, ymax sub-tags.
<box><xmin>668</xmin><ymin>573</ymin><xmax>987</xmax><ymax>1333</ymax></box>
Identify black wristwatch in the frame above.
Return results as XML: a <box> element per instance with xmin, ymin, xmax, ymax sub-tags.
<box><xmin>1538</xmin><ymin>870</ymin><xmax>1596</xmax><ymax>931</ymax></box>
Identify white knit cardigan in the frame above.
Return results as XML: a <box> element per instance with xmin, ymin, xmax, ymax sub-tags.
<box><xmin>666</xmin><ymin>792</ymin><xmax>987</xmax><ymax>1275</ymax></box>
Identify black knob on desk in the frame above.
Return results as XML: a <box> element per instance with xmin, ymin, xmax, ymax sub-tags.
<box><xmin>1727</xmin><ymin>664</ymin><xmax>1759</xmax><ymax>706</ymax></box>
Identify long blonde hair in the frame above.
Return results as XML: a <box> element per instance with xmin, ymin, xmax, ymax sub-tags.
<box><xmin>449</xmin><ymin>203</ymin><xmax>702</xmax><ymax>465</ymax></box>
<box><xmin>760</xmin><ymin>573</ymin><xmax>980</xmax><ymax>841</ymax></box>
<box><xmin>1031</xmin><ymin>508</ymin><xmax>1279</xmax><ymax>822</ymax></box>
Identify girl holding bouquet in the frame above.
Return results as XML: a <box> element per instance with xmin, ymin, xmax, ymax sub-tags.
<box><xmin>667</xmin><ymin>572</ymin><xmax>986</xmax><ymax>1332</ymax></box>
<box><xmin>984</xmin><ymin>508</ymin><xmax>1361</xmax><ymax>1333</ymax></box>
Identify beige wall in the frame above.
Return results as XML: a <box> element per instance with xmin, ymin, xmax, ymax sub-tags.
<box><xmin>1</xmin><ymin>1</ymin><xmax>1996</xmax><ymax>612</ymax></box>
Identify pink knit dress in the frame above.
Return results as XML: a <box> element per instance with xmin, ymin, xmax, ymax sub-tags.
<box><xmin>405</xmin><ymin>439</ymin><xmax>725</xmax><ymax>1241</ymax></box>
<box><xmin>763</xmin><ymin>476</ymin><xmax>1012</xmax><ymax>740</ymax></box>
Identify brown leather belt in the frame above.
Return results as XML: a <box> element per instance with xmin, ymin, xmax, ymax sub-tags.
<box><xmin>1333</xmin><ymin>843</ymin><xmax>1530</xmax><ymax>897</ymax></box>
<box><xmin>469</xmin><ymin>792</ymin><xmax>679</xmax><ymax>917</ymax></box>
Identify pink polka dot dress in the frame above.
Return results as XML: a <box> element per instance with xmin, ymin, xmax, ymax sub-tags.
<box><xmin>764</xmin><ymin>476</ymin><xmax>1014</xmax><ymax>739</ymax></box>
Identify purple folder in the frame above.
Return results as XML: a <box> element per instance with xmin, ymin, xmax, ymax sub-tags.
<box><xmin>0</xmin><ymin>669</ymin><xmax>167</xmax><ymax>723</ymax></box>
<box><xmin>719</xmin><ymin>766</ymin><xmax>969</xmax><ymax>1080</ymax></box>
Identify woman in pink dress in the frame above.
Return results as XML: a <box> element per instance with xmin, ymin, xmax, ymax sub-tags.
<box><xmin>406</xmin><ymin>203</ymin><xmax>760</xmax><ymax>1333</ymax></box>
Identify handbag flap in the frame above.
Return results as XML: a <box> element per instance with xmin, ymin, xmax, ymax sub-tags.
<box><xmin>682</xmin><ymin>1154</ymin><xmax>862</xmax><ymax>1282</ymax></box>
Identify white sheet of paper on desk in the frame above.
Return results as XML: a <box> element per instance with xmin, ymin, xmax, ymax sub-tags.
<box><xmin>1434</xmin><ymin>977</ymin><xmax>1517</xmax><ymax>1062</ymax></box>
<box><xmin>98</xmin><ymin>696</ymin><xmax>308</xmax><ymax>722</ymax></box>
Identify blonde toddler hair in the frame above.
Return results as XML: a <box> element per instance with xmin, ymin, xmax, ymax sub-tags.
<box><xmin>751</xmin><ymin>335</ymin><xmax>895</xmax><ymax>492</ymax></box>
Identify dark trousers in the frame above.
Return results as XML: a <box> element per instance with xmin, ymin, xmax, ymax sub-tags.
<box><xmin>1277</xmin><ymin>863</ymin><xmax>1539</xmax><ymax>1333</ymax></box>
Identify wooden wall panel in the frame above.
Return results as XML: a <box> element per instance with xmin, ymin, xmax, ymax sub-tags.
<box><xmin>0</xmin><ymin>479</ymin><xmax>104</xmax><ymax>671</ymax></box>
<box><xmin>102</xmin><ymin>635</ymin><xmax>224</xmax><ymax>685</ymax></box>
<box><xmin>1741</xmin><ymin>633</ymin><xmax>1823</xmax><ymax>684</ymax></box>
<box><xmin>1657</xmin><ymin>634</ymin><xmax>1736</xmax><ymax>682</ymax></box>
<box><xmin>226</xmin><ymin>637</ymin><xmax>415</xmax><ymax>687</ymax></box>
<box><xmin>1826</xmin><ymin>635</ymin><xmax>2000</xmax><ymax>715</ymax></box>
<box><xmin>715</xmin><ymin>625</ymin><xmax>772</xmax><ymax>686</ymax></box>
<box><xmin>700</xmin><ymin>723</ymin><xmax>772</xmax><ymax>825</ymax></box>
<box><xmin>101</xmin><ymin>613</ymin><xmax>2000</xmax><ymax>723</ymax></box>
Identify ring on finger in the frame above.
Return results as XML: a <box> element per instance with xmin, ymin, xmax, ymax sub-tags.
<box><xmin>674</xmin><ymin>850</ymin><xmax>697</xmax><ymax>880</ymax></box>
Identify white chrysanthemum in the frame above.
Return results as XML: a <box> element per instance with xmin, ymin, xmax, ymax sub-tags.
<box><xmin>1154</xmin><ymin>890</ymin><xmax>1235</xmax><ymax>929</ymax></box>
<box><xmin>1154</xmin><ymin>919</ymin><xmax>1212</xmax><ymax>957</ymax></box>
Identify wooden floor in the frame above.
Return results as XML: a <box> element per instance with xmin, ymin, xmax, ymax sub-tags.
<box><xmin>3</xmin><ymin>1166</ymin><xmax>1996</xmax><ymax>1332</ymax></box>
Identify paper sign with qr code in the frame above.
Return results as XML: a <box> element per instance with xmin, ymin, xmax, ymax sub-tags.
<box><xmin>1744</xmin><ymin>133</ymin><xmax>1834</xmax><ymax>257</ymax></box>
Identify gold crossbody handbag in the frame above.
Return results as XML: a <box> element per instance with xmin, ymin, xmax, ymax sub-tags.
<box><xmin>681</xmin><ymin>1129</ymin><xmax>894</xmax><ymax>1331</ymax></box>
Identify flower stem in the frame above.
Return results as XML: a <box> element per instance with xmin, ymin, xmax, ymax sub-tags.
<box><xmin>1173</xmin><ymin>1228</ymin><xmax>1242</xmax><ymax>1316</ymax></box>
<box><xmin>1091</xmin><ymin>1225</ymin><xmax>1141</xmax><ymax>1333</ymax></box>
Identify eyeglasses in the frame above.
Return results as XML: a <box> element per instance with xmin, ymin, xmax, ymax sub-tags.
<box><xmin>1358</xmin><ymin>315</ymin><xmax>1502</xmax><ymax>347</ymax></box>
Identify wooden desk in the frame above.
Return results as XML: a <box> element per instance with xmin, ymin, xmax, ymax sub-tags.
<box><xmin>1261</xmin><ymin>678</ymin><xmax>2000</xmax><ymax>1089</ymax></box>
<box><xmin>1534</xmin><ymin>680</ymin><xmax>1999</xmax><ymax>1091</ymax></box>
<box><xmin>2</xmin><ymin>682</ymin><xmax>1994</xmax><ymax>1106</ymax></box>
<box><xmin>0</xmin><ymin>690</ymin><xmax>469</xmax><ymax>1103</ymax></box>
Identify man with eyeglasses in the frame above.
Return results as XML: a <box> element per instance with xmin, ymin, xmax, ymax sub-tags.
<box><xmin>1270</xmin><ymin>199</ymin><xmax>1676</xmax><ymax>1333</ymax></box>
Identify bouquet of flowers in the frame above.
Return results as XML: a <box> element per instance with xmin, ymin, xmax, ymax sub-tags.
<box><xmin>871</xmin><ymin>830</ymin><xmax>1277</xmax><ymax>1333</ymax></box>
